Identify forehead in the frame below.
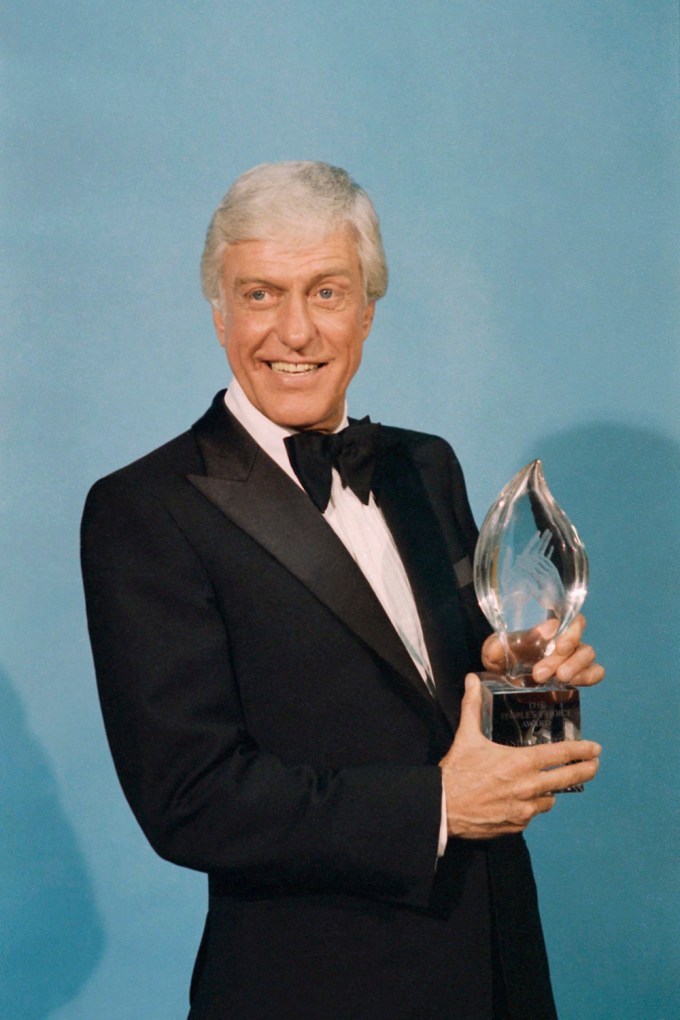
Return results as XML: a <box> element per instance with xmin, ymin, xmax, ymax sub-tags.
<box><xmin>221</xmin><ymin>225</ymin><xmax>361</xmax><ymax>281</ymax></box>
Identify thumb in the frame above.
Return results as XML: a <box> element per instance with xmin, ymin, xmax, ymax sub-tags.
<box><xmin>456</xmin><ymin>673</ymin><xmax>483</xmax><ymax>741</ymax></box>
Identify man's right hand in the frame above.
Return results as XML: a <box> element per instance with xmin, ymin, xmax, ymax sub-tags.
<box><xmin>439</xmin><ymin>673</ymin><xmax>601</xmax><ymax>840</ymax></box>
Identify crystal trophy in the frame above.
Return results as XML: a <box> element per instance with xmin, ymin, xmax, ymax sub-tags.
<box><xmin>473</xmin><ymin>460</ymin><xmax>588</xmax><ymax>765</ymax></box>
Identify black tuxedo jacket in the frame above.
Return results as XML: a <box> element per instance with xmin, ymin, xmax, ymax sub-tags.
<box><xmin>81</xmin><ymin>392</ymin><xmax>556</xmax><ymax>1020</ymax></box>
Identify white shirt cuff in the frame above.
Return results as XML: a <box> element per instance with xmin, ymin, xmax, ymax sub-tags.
<box><xmin>437</xmin><ymin>779</ymin><xmax>448</xmax><ymax>857</ymax></box>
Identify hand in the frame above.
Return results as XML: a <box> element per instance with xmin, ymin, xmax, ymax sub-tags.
<box><xmin>439</xmin><ymin>674</ymin><xmax>601</xmax><ymax>839</ymax></box>
<box><xmin>481</xmin><ymin>612</ymin><xmax>605</xmax><ymax>687</ymax></box>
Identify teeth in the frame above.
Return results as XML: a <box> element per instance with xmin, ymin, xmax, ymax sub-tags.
<box><xmin>269</xmin><ymin>362</ymin><xmax>320</xmax><ymax>374</ymax></box>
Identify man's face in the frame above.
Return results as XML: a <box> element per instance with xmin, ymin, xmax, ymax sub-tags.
<box><xmin>212</xmin><ymin>226</ymin><xmax>375</xmax><ymax>433</ymax></box>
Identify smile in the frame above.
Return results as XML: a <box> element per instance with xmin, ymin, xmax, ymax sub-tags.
<box><xmin>268</xmin><ymin>362</ymin><xmax>324</xmax><ymax>374</ymax></box>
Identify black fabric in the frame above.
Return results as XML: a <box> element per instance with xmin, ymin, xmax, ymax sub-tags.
<box><xmin>81</xmin><ymin>390</ymin><xmax>557</xmax><ymax>1020</ymax></box>
<box><xmin>284</xmin><ymin>418</ymin><xmax>381</xmax><ymax>511</ymax></box>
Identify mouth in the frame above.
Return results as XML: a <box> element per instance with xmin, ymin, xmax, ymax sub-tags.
<box><xmin>267</xmin><ymin>361</ymin><xmax>325</xmax><ymax>375</ymax></box>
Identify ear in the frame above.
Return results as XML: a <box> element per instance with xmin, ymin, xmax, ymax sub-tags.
<box><xmin>212</xmin><ymin>305</ymin><xmax>227</xmax><ymax>350</ymax></box>
<box><xmin>361</xmin><ymin>301</ymin><xmax>376</xmax><ymax>339</ymax></box>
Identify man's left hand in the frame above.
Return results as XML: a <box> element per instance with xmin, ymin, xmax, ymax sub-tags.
<box><xmin>481</xmin><ymin>613</ymin><xmax>605</xmax><ymax>686</ymax></box>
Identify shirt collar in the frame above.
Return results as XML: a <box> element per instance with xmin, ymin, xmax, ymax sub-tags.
<box><xmin>224</xmin><ymin>377</ymin><xmax>349</xmax><ymax>483</ymax></box>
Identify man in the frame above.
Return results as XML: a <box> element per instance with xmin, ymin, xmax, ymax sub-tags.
<box><xmin>81</xmin><ymin>161</ymin><xmax>603</xmax><ymax>1019</ymax></box>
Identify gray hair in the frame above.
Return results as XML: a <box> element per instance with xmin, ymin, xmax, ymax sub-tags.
<box><xmin>200</xmin><ymin>161</ymin><xmax>388</xmax><ymax>306</ymax></box>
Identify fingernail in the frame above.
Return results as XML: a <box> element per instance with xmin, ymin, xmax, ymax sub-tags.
<box><xmin>465</xmin><ymin>673</ymin><xmax>476</xmax><ymax>691</ymax></box>
<box><xmin>534</xmin><ymin>666</ymin><xmax>550</xmax><ymax>681</ymax></box>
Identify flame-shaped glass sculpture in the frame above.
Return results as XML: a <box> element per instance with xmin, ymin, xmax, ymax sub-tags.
<box><xmin>473</xmin><ymin>460</ymin><xmax>588</xmax><ymax>762</ymax></box>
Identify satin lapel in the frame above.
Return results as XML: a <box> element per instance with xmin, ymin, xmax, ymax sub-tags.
<box><xmin>187</xmin><ymin>397</ymin><xmax>429</xmax><ymax>701</ymax></box>
<box><xmin>373</xmin><ymin>435</ymin><xmax>473</xmax><ymax>732</ymax></box>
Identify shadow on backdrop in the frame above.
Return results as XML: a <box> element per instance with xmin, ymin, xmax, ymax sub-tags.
<box><xmin>0</xmin><ymin>666</ymin><xmax>105</xmax><ymax>1019</ymax></box>
<box><xmin>522</xmin><ymin>422</ymin><xmax>679</xmax><ymax>1018</ymax></box>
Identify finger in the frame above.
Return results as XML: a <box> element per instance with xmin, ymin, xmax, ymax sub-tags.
<box><xmin>532</xmin><ymin>655</ymin><xmax>560</xmax><ymax>682</ymax></box>
<box><xmin>528</xmin><ymin>739</ymin><xmax>601</xmax><ymax>770</ymax></box>
<box><xmin>554</xmin><ymin>644</ymin><xmax>596</xmax><ymax>681</ymax></box>
<box><xmin>562</xmin><ymin>662</ymin><xmax>605</xmax><ymax>687</ymax></box>
<box><xmin>481</xmin><ymin>634</ymin><xmax>505</xmax><ymax>670</ymax></box>
<box><xmin>538</xmin><ymin>649</ymin><xmax>601</xmax><ymax>686</ymax></box>
<box><xmin>532</xmin><ymin>794</ymin><xmax>556</xmax><ymax>816</ymax></box>
<box><xmin>554</xmin><ymin>614</ymin><xmax>586</xmax><ymax>655</ymax></box>
<box><xmin>500</xmin><ymin>791</ymin><xmax>556</xmax><ymax>827</ymax></box>
<box><xmin>532</xmin><ymin>631</ymin><xmax>591</xmax><ymax>683</ymax></box>
<box><xmin>535</xmin><ymin>617</ymin><xmax>560</xmax><ymax>641</ymax></box>
<box><xmin>455</xmin><ymin>673</ymin><xmax>485</xmax><ymax>740</ymax></box>
<box><xmin>534</xmin><ymin>755</ymin><xmax>600</xmax><ymax>795</ymax></box>
<box><xmin>534</xmin><ymin>642</ymin><xmax>595</xmax><ymax>683</ymax></box>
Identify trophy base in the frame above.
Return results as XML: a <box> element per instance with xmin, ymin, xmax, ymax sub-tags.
<box><xmin>479</xmin><ymin>674</ymin><xmax>583</xmax><ymax>792</ymax></box>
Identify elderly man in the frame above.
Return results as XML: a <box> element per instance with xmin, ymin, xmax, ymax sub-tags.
<box><xmin>81</xmin><ymin>161</ymin><xmax>603</xmax><ymax>1020</ymax></box>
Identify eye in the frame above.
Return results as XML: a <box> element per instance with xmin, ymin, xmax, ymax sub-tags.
<box><xmin>318</xmin><ymin>287</ymin><xmax>334</xmax><ymax>300</ymax></box>
<box><xmin>249</xmin><ymin>289</ymin><xmax>268</xmax><ymax>302</ymax></box>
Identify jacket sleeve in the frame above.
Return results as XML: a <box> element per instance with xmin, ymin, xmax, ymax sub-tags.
<box><xmin>81</xmin><ymin>474</ymin><xmax>443</xmax><ymax>907</ymax></box>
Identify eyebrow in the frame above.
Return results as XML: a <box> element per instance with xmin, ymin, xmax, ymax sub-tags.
<box><xmin>233</xmin><ymin>269</ymin><xmax>353</xmax><ymax>290</ymax></box>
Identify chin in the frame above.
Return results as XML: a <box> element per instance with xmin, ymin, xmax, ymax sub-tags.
<box><xmin>264</xmin><ymin>398</ymin><xmax>340</xmax><ymax>433</ymax></box>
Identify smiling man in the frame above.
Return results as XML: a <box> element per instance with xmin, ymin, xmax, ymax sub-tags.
<box><xmin>81</xmin><ymin>162</ymin><xmax>603</xmax><ymax>1020</ymax></box>
<box><xmin>211</xmin><ymin>229</ymin><xmax>374</xmax><ymax>433</ymax></box>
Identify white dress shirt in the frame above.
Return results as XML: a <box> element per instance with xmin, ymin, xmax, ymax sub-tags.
<box><xmin>224</xmin><ymin>380</ymin><xmax>447</xmax><ymax>855</ymax></box>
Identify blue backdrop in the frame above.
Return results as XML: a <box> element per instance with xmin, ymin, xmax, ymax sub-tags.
<box><xmin>3</xmin><ymin>2</ymin><xmax>678</xmax><ymax>1017</ymax></box>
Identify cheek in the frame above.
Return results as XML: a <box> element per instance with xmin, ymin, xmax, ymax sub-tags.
<box><xmin>225</xmin><ymin>324</ymin><xmax>257</xmax><ymax>362</ymax></box>
<box><xmin>333</xmin><ymin>316</ymin><xmax>367</xmax><ymax>365</ymax></box>
<box><xmin>346</xmin><ymin>334</ymin><xmax>366</xmax><ymax>374</ymax></box>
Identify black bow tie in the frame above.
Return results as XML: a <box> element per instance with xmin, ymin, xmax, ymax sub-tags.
<box><xmin>284</xmin><ymin>418</ymin><xmax>381</xmax><ymax>512</ymax></box>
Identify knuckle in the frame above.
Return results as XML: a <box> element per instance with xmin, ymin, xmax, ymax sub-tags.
<box><xmin>553</xmin><ymin>745</ymin><xmax>571</xmax><ymax>766</ymax></box>
<box><xmin>514</xmin><ymin>804</ymin><xmax>534</xmax><ymax>827</ymax></box>
<box><xmin>572</xmin><ymin>758</ymin><xmax>598</xmax><ymax>784</ymax></box>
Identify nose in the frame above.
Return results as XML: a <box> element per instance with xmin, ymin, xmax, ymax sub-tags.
<box><xmin>277</xmin><ymin>292</ymin><xmax>316</xmax><ymax>350</ymax></box>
